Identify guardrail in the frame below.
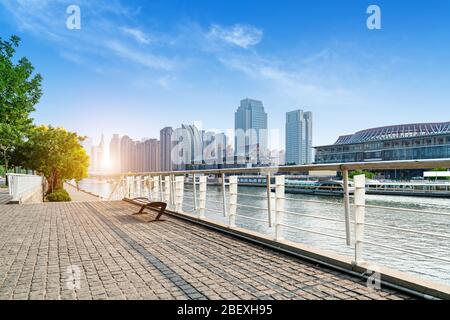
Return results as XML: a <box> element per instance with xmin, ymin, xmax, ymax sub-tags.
<box><xmin>99</xmin><ymin>159</ymin><xmax>450</xmax><ymax>296</ymax></box>
<box><xmin>7</xmin><ymin>173</ymin><xmax>44</xmax><ymax>203</ymax></box>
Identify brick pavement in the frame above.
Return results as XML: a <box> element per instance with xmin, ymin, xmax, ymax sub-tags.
<box><xmin>0</xmin><ymin>201</ymin><xmax>413</xmax><ymax>300</ymax></box>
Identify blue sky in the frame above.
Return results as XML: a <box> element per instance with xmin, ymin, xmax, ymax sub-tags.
<box><xmin>1</xmin><ymin>0</ymin><xmax>450</xmax><ymax>149</ymax></box>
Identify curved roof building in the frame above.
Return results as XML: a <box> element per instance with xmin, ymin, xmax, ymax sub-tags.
<box><xmin>315</xmin><ymin>122</ymin><xmax>450</xmax><ymax>174</ymax></box>
<box><xmin>333</xmin><ymin>122</ymin><xmax>450</xmax><ymax>145</ymax></box>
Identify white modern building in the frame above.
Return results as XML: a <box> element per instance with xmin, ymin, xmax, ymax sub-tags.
<box><xmin>160</xmin><ymin>127</ymin><xmax>173</xmax><ymax>172</ymax></box>
<box><xmin>285</xmin><ymin>110</ymin><xmax>313</xmax><ymax>165</ymax></box>
<box><xmin>234</xmin><ymin>98</ymin><xmax>269</xmax><ymax>164</ymax></box>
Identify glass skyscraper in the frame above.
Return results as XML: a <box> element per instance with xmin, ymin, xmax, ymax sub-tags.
<box><xmin>285</xmin><ymin>110</ymin><xmax>313</xmax><ymax>165</ymax></box>
<box><xmin>234</xmin><ymin>98</ymin><xmax>268</xmax><ymax>164</ymax></box>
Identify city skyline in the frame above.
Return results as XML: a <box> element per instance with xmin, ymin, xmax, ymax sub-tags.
<box><xmin>2</xmin><ymin>0</ymin><xmax>450</xmax><ymax>149</ymax></box>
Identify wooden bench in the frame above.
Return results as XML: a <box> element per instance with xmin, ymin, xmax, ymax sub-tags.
<box><xmin>131</xmin><ymin>197</ymin><xmax>167</xmax><ymax>222</ymax></box>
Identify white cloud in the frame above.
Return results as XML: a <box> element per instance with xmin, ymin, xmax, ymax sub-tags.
<box><xmin>105</xmin><ymin>41</ymin><xmax>175</xmax><ymax>71</ymax></box>
<box><xmin>218</xmin><ymin>54</ymin><xmax>350</xmax><ymax>100</ymax></box>
<box><xmin>207</xmin><ymin>24</ymin><xmax>263</xmax><ymax>49</ymax></box>
<box><xmin>120</xmin><ymin>27</ymin><xmax>152</xmax><ymax>44</ymax></box>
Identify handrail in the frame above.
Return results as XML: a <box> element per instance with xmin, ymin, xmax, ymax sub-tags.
<box><xmin>90</xmin><ymin>158</ymin><xmax>450</xmax><ymax>178</ymax></box>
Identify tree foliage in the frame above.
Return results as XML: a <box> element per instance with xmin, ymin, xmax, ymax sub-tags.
<box><xmin>18</xmin><ymin>126</ymin><xmax>89</xmax><ymax>192</ymax></box>
<box><xmin>349</xmin><ymin>170</ymin><xmax>377</xmax><ymax>179</ymax></box>
<box><xmin>0</xmin><ymin>35</ymin><xmax>43</xmax><ymax>172</ymax></box>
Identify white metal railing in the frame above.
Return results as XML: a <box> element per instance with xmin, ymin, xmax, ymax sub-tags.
<box><xmin>102</xmin><ymin>159</ymin><xmax>450</xmax><ymax>284</ymax></box>
<box><xmin>7</xmin><ymin>173</ymin><xmax>44</xmax><ymax>203</ymax></box>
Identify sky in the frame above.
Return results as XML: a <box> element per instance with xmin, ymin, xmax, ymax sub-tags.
<box><xmin>1</xmin><ymin>0</ymin><xmax>450</xmax><ymax>150</ymax></box>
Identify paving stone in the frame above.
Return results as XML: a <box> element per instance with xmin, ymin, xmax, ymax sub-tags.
<box><xmin>0</xmin><ymin>201</ymin><xmax>412</xmax><ymax>300</ymax></box>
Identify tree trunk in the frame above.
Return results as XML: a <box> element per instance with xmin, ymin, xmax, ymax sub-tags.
<box><xmin>2</xmin><ymin>151</ymin><xmax>9</xmax><ymax>187</ymax></box>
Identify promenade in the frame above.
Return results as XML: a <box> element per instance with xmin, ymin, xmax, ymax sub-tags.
<box><xmin>64</xmin><ymin>183</ymin><xmax>100</xmax><ymax>202</ymax></box>
<box><xmin>0</xmin><ymin>200</ymin><xmax>412</xmax><ymax>300</ymax></box>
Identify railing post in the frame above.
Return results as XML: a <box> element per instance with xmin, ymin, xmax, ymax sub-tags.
<box><xmin>153</xmin><ymin>176</ymin><xmax>159</xmax><ymax>200</ymax></box>
<box><xmin>266</xmin><ymin>173</ymin><xmax>273</xmax><ymax>227</ymax></box>
<box><xmin>159</xmin><ymin>175</ymin><xmax>163</xmax><ymax>201</ymax></box>
<box><xmin>131</xmin><ymin>176</ymin><xmax>136</xmax><ymax>198</ymax></box>
<box><xmin>144</xmin><ymin>175</ymin><xmax>150</xmax><ymax>200</ymax></box>
<box><xmin>192</xmin><ymin>174</ymin><xmax>198</xmax><ymax>210</ymax></box>
<box><xmin>343</xmin><ymin>168</ymin><xmax>352</xmax><ymax>245</ymax></box>
<box><xmin>141</xmin><ymin>175</ymin><xmax>145</xmax><ymax>197</ymax></box>
<box><xmin>228</xmin><ymin>176</ymin><xmax>238</xmax><ymax>227</ymax></box>
<box><xmin>274</xmin><ymin>175</ymin><xmax>285</xmax><ymax>241</ymax></box>
<box><xmin>353</xmin><ymin>174</ymin><xmax>366</xmax><ymax>265</ymax></box>
<box><xmin>198</xmin><ymin>176</ymin><xmax>207</xmax><ymax>219</ymax></box>
<box><xmin>221</xmin><ymin>173</ymin><xmax>227</xmax><ymax>217</ymax></box>
<box><xmin>170</xmin><ymin>174</ymin><xmax>176</xmax><ymax>207</ymax></box>
<box><xmin>175</xmin><ymin>176</ymin><xmax>184</xmax><ymax>212</ymax></box>
<box><xmin>164</xmin><ymin>175</ymin><xmax>171</xmax><ymax>203</ymax></box>
<box><xmin>126</xmin><ymin>176</ymin><xmax>131</xmax><ymax>198</ymax></box>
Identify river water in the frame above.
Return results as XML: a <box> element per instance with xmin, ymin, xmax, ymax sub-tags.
<box><xmin>78</xmin><ymin>178</ymin><xmax>450</xmax><ymax>286</ymax></box>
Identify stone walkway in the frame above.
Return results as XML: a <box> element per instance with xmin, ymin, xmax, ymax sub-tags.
<box><xmin>64</xmin><ymin>183</ymin><xmax>100</xmax><ymax>202</ymax></box>
<box><xmin>0</xmin><ymin>189</ymin><xmax>12</xmax><ymax>205</ymax></box>
<box><xmin>0</xmin><ymin>201</ymin><xmax>413</xmax><ymax>300</ymax></box>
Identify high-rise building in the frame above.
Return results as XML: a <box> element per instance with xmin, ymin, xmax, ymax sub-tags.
<box><xmin>90</xmin><ymin>134</ymin><xmax>105</xmax><ymax>173</ymax></box>
<box><xmin>81</xmin><ymin>137</ymin><xmax>93</xmax><ymax>172</ymax></box>
<box><xmin>234</xmin><ymin>98</ymin><xmax>268</xmax><ymax>164</ymax></box>
<box><xmin>160</xmin><ymin>127</ymin><xmax>173</xmax><ymax>172</ymax></box>
<box><xmin>109</xmin><ymin>134</ymin><xmax>121</xmax><ymax>173</ymax></box>
<box><xmin>285</xmin><ymin>110</ymin><xmax>313</xmax><ymax>165</ymax></box>
<box><xmin>136</xmin><ymin>139</ymin><xmax>160</xmax><ymax>172</ymax></box>
<box><xmin>120</xmin><ymin>135</ymin><xmax>136</xmax><ymax>173</ymax></box>
<box><xmin>172</xmin><ymin>124</ymin><xmax>203</xmax><ymax>170</ymax></box>
<box><xmin>202</xmin><ymin>131</ymin><xmax>228</xmax><ymax>166</ymax></box>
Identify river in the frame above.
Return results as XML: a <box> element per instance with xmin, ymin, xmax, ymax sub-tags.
<box><xmin>78</xmin><ymin>178</ymin><xmax>450</xmax><ymax>286</ymax></box>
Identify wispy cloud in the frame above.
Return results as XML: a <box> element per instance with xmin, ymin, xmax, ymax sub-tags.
<box><xmin>218</xmin><ymin>53</ymin><xmax>350</xmax><ymax>100</ymax></box>
<box><xmin>105</xmin><ymin>41</ymin><xmax>175</xmax><ymax>71</ymax></box>
<box><xmin>207</xmin><ymin>24</ymin><xmax>263</xmax><ymax>49</ymax></box>
<box><xmin>120</xmin><ymin>27</ymin><xmax>152</xmax><ymax>44</ymax></box>
<box><xmin>0</xmin><ymin>0</ymin><xmax>179</xmax><ymax>73</ymax></box>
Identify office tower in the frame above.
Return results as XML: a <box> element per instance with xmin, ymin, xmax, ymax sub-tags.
<box><xmin>81</xmin><ymin>137</ymin><xmax>93</xmax><ymax>172</ymax></box>
<box><xmin>285</xmin><ymin>110</ymin><xmax>313</xmax><ymax>165</ymax></box>
<box><xmin>172</xmin><ymin>124</ymin><xmax>203</xmax><ymax>170</ymax></box>
<box><xmin>90</xmin><ymin>134</ymin><xmax>104</xmax><ymax>173</ymax></box>
<box><xmin>234</xmin><ymin>98</ymin><xmax>268</xmax><ymax>164</ymax></box>
<box><xmin>215</xmin><ymin>132</ymin><xmax>228</xmax><ymax>164</ymax></box>
<box><xmin>160</xmin><ymin>127</ymin><xmax>173</xmax><ymax>172</ymax></box>
<box><xmin>136</xmin><ymin>138</ymin><xmax>160</xmax><ymax>172</ymax></box>
<box><xmin>109</xmin><ymin>134</ymin><xmax>121</xmax><ymax>173</ymax></box>
<box><xmin>120</xmin><ymin>135</ymin><xmax>136</xmax><ymax>173</ymax></box>
<box><xmin>202</xmin><ymin>131</ymin><xmax>228</xmax><ymax>165</ymax></box>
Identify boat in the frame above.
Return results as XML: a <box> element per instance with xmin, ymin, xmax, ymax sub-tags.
<box><xmin>365</xmin><ymin>181</ymin><xmax>450</xmax><ymax>198</ymax></box>
<box><xmin>283</xmin><ymin>180</ymin><xmax>355</xmax><ymax>196</ymax></box>
<box><xmin>237</xmin><ymin>176</ymin><xmax>354</xmax><ymax>196</ymax></box>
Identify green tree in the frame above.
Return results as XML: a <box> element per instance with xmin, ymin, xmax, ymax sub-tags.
<box><xmin>349</xmin><ymin>170</ymin><xmax>377</xmax><ymax>179</ymax></box>
<box><xmin>18</xmin><ymin>126</ymin><xmax>89</xmax><ymax>193</ymax></box>
<box><xmin>0</xmin><ymin>35</ymin><xmax>43</xmax><ymax>173</ymax></box>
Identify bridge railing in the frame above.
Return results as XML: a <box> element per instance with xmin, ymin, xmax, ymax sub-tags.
<box><xmin>7</xmin><ymin>173</ymin><xmax>44</xmax><ymax>203</ymax></box>
<box><xmin>101</xmin><ymin>159</ymin><xmax>450</xmax><ymax>286</ymax></box>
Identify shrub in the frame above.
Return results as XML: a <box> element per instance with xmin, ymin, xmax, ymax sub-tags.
<box><xmin>46</xmin><ymin>189</ymin><xmax>71</xmax><ymax>202</ymax></box>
